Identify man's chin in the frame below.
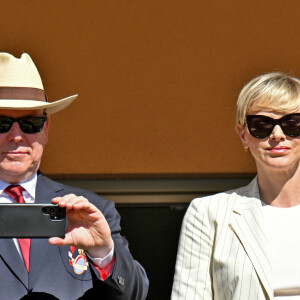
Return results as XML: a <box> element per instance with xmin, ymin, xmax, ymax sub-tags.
<box><xmin>0</xmin><ymin>168</ymin><xmax>35</xmax><ymax>183</ymax></box>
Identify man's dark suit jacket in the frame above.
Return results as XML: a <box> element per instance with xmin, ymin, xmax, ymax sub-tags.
<box><xmin>0</xmin><ymin>173</ymin><xmax>149</xmax><ymax>299</ymax></box>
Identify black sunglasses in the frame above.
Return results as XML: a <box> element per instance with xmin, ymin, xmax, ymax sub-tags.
<box><xmin>0</xmin><ymin>116</ymin><xmax>47</xmax><ymax>134</ymax></box>
<box><xmin>246</xmin><ymin>113</ymin><xmax>300</xmax><ymax>139</ymax></box>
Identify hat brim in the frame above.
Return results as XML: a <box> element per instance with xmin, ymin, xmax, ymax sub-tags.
<box><xmin>0</xmin><ymin>95</ymin><xmax>78</xmax><ymax>115</ymax></box>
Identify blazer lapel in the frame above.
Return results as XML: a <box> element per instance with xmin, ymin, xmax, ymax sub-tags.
<box><xmin>0</xmin><ymin>238</ymin><xmax>28</xmax><ymax>288</ymax></box>
<box><xmin>230</xmin><ymin>182</ymin><xmax>273</xmax><ymax>299</ymax></box>
<box><xmin>28</xmin><ymin>173</ymin><xmax>64</xmax><ymax>289</ymax></box>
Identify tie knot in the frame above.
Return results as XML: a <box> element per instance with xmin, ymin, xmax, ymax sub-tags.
<box><xmin>4</xmin><ymin>185</ymin><xmax>25</xmax><ymax>203</ymax></box>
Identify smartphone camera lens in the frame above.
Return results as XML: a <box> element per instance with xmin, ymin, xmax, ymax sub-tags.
<box><xmin>57</xmin><ymin>207</ymin><xmax>63</xmax><ymax>214</ymax></box>
<box><xmin>42</xmin><ymin>205</ymin><xmax>64</xmax><ymax>220</ymax></box>
<box><xmin>42</xmin><ymin>207</ymin><xmax>49</xmax><ymax>214</ymax></box>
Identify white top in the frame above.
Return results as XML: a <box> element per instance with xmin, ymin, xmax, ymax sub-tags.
<box><xmin>262</xmin><ymin>202</ymin><xmax>300</xmax><ymax>299</ymax></box>
<box><xmin>0</xmin><ymin>174</ymin><xmax>113</xmax><ymax>268</ymax></box>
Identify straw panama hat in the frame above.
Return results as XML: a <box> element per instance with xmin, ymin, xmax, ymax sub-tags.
<box><xmin>0</xmin><ymin>52</ymin><xmax>77</xmax><ymax>114</ymax></box>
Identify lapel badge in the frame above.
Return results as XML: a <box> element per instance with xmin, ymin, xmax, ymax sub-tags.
<box><xmin>68</xmin><ymin>246</ymin><xmax>89</xmax><ymax>275</ymax></box>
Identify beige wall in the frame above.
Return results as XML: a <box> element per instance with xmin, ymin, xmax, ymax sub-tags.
<box><xmin>1</xmin><ymin>1</ymin><xmax>299</xmax><ymax>176</ymax></box>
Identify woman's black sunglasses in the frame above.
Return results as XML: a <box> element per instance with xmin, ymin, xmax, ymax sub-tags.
<box><xmin>246</xmin><ymin>113</ymin><xmax>300</xmax><ymax>139</ymax></box>
<box><xmin>0</xmin><ymin>116</ymin><xmax>47</xmax><ymax>134</ymax></box>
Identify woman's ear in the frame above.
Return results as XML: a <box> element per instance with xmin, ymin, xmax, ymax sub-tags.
<box><xmin>236</xmin><ymin>123</ymin><xmax>249</xmax><ymax>150</ymax></box>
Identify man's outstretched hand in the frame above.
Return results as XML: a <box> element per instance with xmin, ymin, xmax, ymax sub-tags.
<box><xmin>49</xmin><ymin>194</ymin><xmax>113</xmax><ymax>258</ymax></box>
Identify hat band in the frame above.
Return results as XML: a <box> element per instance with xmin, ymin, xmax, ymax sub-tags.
<box><xmin>0</xmin><ymin>87</ymin><xmax>47</xmax><ymax>102</ymax></box>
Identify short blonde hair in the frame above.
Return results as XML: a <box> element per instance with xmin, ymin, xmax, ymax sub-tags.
<box><xmin>236</xmin><ymin>72</ymin><xmax>300</xmax><ymax>125</ymax></box>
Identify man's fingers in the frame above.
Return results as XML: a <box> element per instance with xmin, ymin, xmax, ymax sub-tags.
<box><xmin>49</xmin><ymin>237</ymin><xmax>66</xmax><ymax>246</ymax></box>
<box><xmin>52</xmin><ymin>195</ymin><xmax>100</xmax><ymax>214</ymax></box>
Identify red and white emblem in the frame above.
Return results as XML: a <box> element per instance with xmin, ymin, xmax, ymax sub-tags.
<box><xmin>68</xmin><ymin>246</ymin><xmax>89</xmax><ymax>274</ymax></box>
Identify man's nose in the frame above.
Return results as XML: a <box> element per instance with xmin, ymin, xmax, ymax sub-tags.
<box><xmin>7</xmin><ymin>122</ymin><xmax>23</xmax><ymax>142</ymax></box>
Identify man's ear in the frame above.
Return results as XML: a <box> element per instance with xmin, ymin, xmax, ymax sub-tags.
<box><xmin>236</xmin><ymin>123</ymin><xmax>248</xmax><ymax>149</ymax></box>
<box><xmin>43</xmin><ymin>115</ymin><xmax>50</xmax><ymax>145</ymax></box>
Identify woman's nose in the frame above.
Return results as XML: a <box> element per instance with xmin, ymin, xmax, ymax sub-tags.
<box><xmin>270</xmin><ymin>125</ymin><xmax>286</xmax><ymax>141</ymax></box>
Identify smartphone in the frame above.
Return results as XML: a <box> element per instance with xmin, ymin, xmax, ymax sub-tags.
<box><xmin>0</xmin><ymin>204</ymin><xmax>67</xmax><ymax>238</ymax></box>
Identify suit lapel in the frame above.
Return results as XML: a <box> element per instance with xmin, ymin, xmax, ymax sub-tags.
<box><xmin>230</xmin><ymin>181</ymin><xmax>273</xmax><ymax>299</ymax></box>
<box><xmin>0</xmin><ymin>238</ymin><xmax>28</xmax><ymax>288</ymax></box>
<box><xmin>28</xmin><ymin>173</ymin><xmax>64</xmax><ymax>289</ymax></box>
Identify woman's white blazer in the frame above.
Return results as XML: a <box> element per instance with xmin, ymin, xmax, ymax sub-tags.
<box><xmin>172</xmin><ymin>177</ymin><xmax>274</xmax><ymax>300</ymax></box>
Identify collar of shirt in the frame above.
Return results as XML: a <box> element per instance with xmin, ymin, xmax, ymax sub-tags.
<box><xmin>0</xmin><ymin>173</ymin><xmax>37</xmax><ymax>203</ymax></box>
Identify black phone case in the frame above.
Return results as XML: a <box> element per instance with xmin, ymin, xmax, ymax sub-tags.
<box><xmin>0</xmin><ymin>204</ymin><xmax>67</xmax><ymax>238</ymax></box>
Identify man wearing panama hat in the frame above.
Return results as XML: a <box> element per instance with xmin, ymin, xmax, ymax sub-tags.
<box><xmin>0</xmin><ymin>53</ymin><xmax>148</xmax><ymax>299</ymax></box>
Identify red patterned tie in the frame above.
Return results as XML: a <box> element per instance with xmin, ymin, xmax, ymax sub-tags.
<box><xmin>4</xmin><ymin>185</ymin><xmax>30</xmax><ymax>272</ymax></box>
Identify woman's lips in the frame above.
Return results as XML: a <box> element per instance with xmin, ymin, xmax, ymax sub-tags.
<box><xmin>266</xmin><ymin>146</ymin><xmax>290</xmax><ymax>153</ymax></box>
